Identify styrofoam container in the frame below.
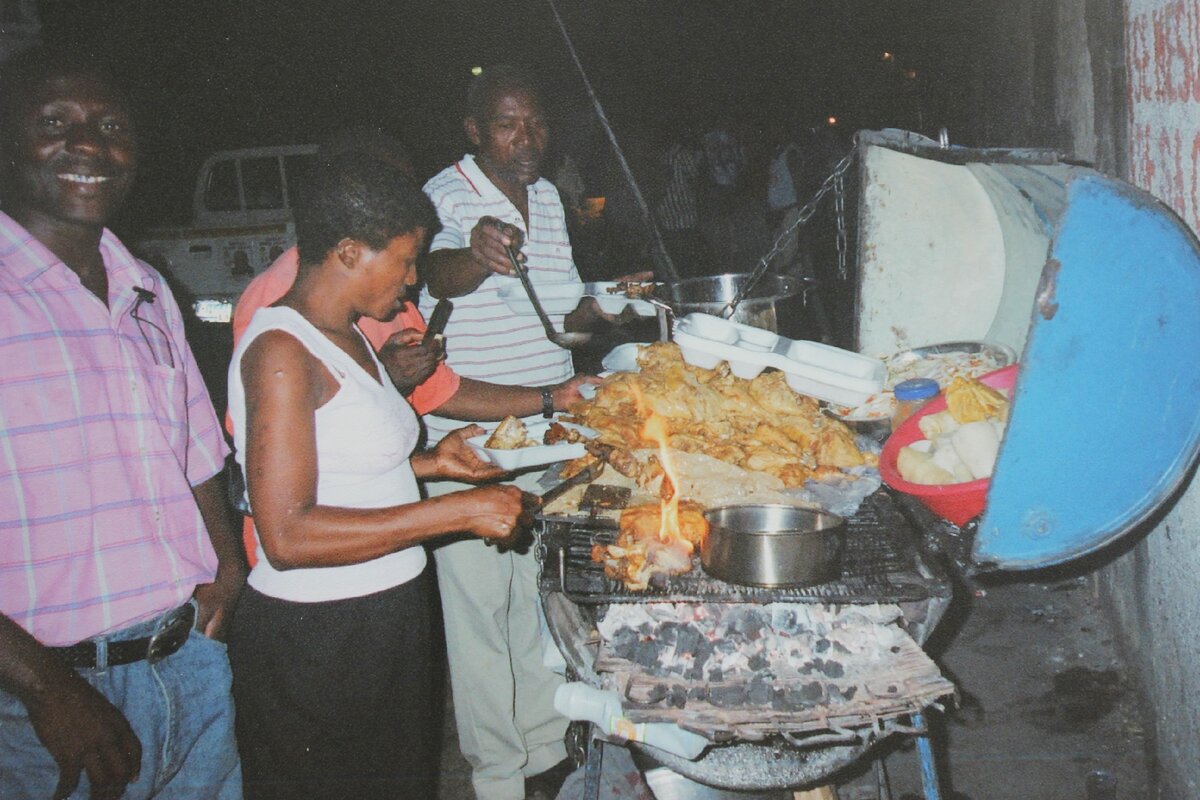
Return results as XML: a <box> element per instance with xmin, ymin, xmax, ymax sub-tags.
<box><xmin>671</xmin><ymin>313</ymin><xmax>886</xmax><ymax>406</ymax></box>
<box><xmin>466</xmin><ymin>420</ymin><xmax>596</xmax><ymax>470</ymax></box>
<box><xmin>600</xmin><ymin>342</ymin><xmax>644</xmax><ymax>373</ymax></box>
<box><xmin>583</xmin><ymin>281</ymin><xmax>659</xmax><ymax>317</ymax></box>
<box><xmin>497</xmin><ymin>279</ymin><xmax>585</xmax><ymax>316</ymax></box>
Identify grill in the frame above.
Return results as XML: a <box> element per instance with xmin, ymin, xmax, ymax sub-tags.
<box><xmin>538</xmin><ymin>486</ymin><xmax>955</xmax><ymax>792</ymax></box>
<box><xmin>536</xmin><ymin>489</ymin><xmax>951</xmax><ymax>606</ymax></box>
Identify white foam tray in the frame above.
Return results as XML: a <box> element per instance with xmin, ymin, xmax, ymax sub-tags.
<box><xmin>466</xmin><ymin>420</ymin><xmax>596</xmax><ymax>470</ymax></box>
<box><xmin>583</xmin><ymin>282</ymin><xmax>658</xmax><ymax>317</ymax></box>
<box><xmin>671</xmin><ymin>313</ymin><xmax>886</xmax><ymax>407</ymax></box>
<box><xmin>497</xmin><ymin>279</ymin><xmax>584</xmax><ymax>316</ymax></box>
<box><xmin>600</xmin><ymin>342</ymin><xmax>643</xmax><ymax>373</ymax></box>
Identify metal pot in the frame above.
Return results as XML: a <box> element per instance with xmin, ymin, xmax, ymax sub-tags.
<box><xmin>701</xmin><ymin>505</ymin><xmax>844</xmax><ymax>588</ymax></box>
<box><xmin>653</xmin><ymin>273</ymin><xmax>809</xmax><ymax>332</ymax></box>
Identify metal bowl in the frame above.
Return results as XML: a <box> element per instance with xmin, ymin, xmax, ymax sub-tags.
<box><xmin>701</xmin><ymin>504</ymin><xmax>845</xmax><ymax>588</ymax></box>
<box><xmin>653</xmin><ymin>273</ymin><xmax>812</xmax><ymax>332</ymax></box>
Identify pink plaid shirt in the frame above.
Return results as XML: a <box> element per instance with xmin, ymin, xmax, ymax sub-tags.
<box><xmin>0</xmin><ymin>212</ymin><xmax>228</xmax><ymax>646</ymax></box>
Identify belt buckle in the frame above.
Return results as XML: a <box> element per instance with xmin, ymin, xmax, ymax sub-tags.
<box><xmin>147</xmin><ymin>604</ymin><xmax>195</xmax><ymax>664</ymax></box>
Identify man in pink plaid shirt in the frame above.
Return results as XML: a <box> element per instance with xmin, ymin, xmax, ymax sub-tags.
<box><xmin>0</xmin><ymin>47</ymin><xmax>245</xmax><ymax>799</ymax></box>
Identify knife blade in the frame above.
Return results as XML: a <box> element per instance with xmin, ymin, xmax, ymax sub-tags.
<box><xmin>538</xmin><ymin>461</ymin><xmax>604</xmax><ymax>508</ymax></box>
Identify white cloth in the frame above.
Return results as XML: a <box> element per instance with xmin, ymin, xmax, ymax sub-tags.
<box><xmin>419</xmin><ymin>154</ymin><xmax>579</xmax><ymax>445</ymax></box>
<box><xmin>228</xmin><ymin>306</ymin><xmax>426</xmax><ymax>602</ymax></box>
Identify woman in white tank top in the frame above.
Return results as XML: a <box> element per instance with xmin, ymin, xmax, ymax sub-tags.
<box><xmin>225</xmin><ymin>152</ymin><xmax>536</xmax><ymax>800</ymax></box>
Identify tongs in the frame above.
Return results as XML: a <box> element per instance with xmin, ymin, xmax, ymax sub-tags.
<box><xmin>503</xmin><ymin>244</ymin><xmax>592</xmax><ymax>348</ymax></box>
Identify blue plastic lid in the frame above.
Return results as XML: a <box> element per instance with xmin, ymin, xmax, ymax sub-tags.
<box><xmin>893</xmin><ymin>377</ymin><xmax>940</xmax><ymax>401</ymax></box>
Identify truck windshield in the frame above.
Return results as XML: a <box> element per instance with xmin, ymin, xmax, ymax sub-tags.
<box><xmin>241</xmin><ymin>157</ymin><xmax>284</xmax><ymax>210</ymax></box>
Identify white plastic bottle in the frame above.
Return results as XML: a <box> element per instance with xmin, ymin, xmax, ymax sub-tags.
<box><xmin>553</xmin><ymin>682</ymin><xmax>709</xmax><ymax>760</ymax></box>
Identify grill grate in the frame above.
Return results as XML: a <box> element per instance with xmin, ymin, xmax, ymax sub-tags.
<box><xmin>537</xmin><ymin>488</ymin><xmax>949</xmax><ymax>605</ymax></box>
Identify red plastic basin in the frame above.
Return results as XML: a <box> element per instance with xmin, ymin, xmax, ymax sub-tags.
<box><xmin>878</xmin><ymin>364</ymin><xmax>1018</xmax><ymax>526</ymax></box>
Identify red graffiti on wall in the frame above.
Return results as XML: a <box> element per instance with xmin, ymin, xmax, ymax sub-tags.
<box><xmin>1127</xmin><ymin>1</ymin><xmax>1200</xmax><ymax>232</ymax></box>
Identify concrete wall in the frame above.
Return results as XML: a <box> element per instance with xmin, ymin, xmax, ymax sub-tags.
<box><xmin>936</xmin><ymin>0</ymin><xmax>1200</xmax><ymax>796</ymax></box>
<box><xmin>1104</xmin><ymin>3</ymin><xmax>1200</xmax><ymax>797</ymax></box>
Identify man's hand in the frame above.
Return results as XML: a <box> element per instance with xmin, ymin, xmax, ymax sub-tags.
<box><xmin>378</xmin><ymin>329</ymin><xmax>444</xmax><ymax>395</ymax></box>
<box><xmin>192</xmin><ymin>561</ymin><xmax>245</xmax><ymax>641</ymax></box>
<box><xmin>429</xmin><ymin>425</ymin><xmax>509</xmax><ymax>483</ymax></box>
<box><xmin>27</xmin><ymin>670</ymin><xmax>142</xmax><ymax>800</ymax></box>
<box><xmin>468</xmin><ymin>216</ymin><xmax>525</xmax><ymax>277</ymax></box>
<box><xmin>550</xmin><ymin>374</ymin><xmax>602</xmax><ymax>412</ymax></box>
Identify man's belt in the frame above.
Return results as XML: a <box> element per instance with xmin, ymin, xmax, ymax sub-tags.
<box><xmin>49</xmin><ymin>603</ymin><xmax>196</xmax><ymax>669</ymax></box>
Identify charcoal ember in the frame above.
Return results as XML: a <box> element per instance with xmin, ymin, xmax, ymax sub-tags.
<box><xmin>668</xmin><ymin>685</ymin><xmax>688</xmax><ymax>709</ymax></box>
<box><xmin>747</xmin><ymin>675</ymin><xmax>773</xmax><ymax>705</ymax></box>
<box><xmin>819</xmin><ymin>659</ymin><xmax>845</xmax><ymax>679</ymax></box>
<box><xmin>774</xmin><ymin>688</ymin><xmax>812</xmax><ymax>712</ymax></box>
<box><xmin>685</xmin><ymin>663</ymin><xmax>704</xmax><ymax>681</ymax></box>
<box><xmin>707</xmin><ymin>668</ymin><xmax>723</xmax><ymax>683</ymax></box>
<box><xmin>833</xmin><ymin>641</ymin><xmax>852</xmax><ymax>655</ymax></box>
<box><xmin>799</xmin><ymin>660</ymin><xmax>816</xmax><ymax>675</ymax></box>
<box><xmin>647</xmin><ymin>572</ymin><xmax>671</xmax><ymax>590</ymax></box>
<box><xmin>828</xmin><ymin>684</ymin><xmax>857</xmax><ymax>704</ymax></box>
<box><xmin>643</xmin><ymin>683</ymin><xmax>669</xmax><ymax>704</ymax></box>
<box><xmin>688</xmin><ymin>686</ymin><xmax>706</xmax><ymax>701</ymax></box>
<box><xmin>715</xmin><ymin>639</ymin><xmax>738</xmax><ymax>654</ymax></box>
<box><xmin>666</xmin><ymin>660</ymin><xmax>686</xmax><ymax>676</ymax></box>
<box><xmin>815</xmin><ymin>638</ymin><xmax>831</xmax><ymax>654</ymax></box>
<box><xmin>747</xmin><ymin>652</ymin><xmax>769</xmax><ymax>671</ymax></box>
<box><xmin>610</xmin><ymin>629</ymin><xmax>639</xmax><ymax>661</ymax></box>
<box><xmin>673</xmin><ymin>624</ymin><xmax>702</xmax><ymax>655</ymax></box>
<box><xmin>800</xmin><ymin>681</ymin><xmax>826</xmax><ymax>702</ymax></box>
<box><xmin>709</xmin><ymin>684</ymin><xmax>750</xmax><ymax>707</ymax></box>
<box><xmin>770</xmin><ymin>607</ymin><xmax>804</xmax><ymax>633</ymax></box>
<box><xmin>633</xmin><ymin>640</ymin><xmax>661</xmax><ymax>669</ymax></box>
<box><xmin>658</xmin><ymin>621</ymin><xmax>681</xmax><ymax>644</ymax></box>
<box><xmin>726</xmin><ymin>608</ymin><xmax>766</xmax><ymax>640</ymax></box>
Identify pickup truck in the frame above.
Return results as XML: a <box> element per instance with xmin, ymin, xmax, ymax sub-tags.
<box><xmin>134</xmin><ymin>145</ymin><xmax>317</xmax><ymax>322</ymax></box>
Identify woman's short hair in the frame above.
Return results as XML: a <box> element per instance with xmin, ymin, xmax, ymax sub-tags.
<box><xmin>294</xmin><ymin>151</ymin><xmax>438</xmax><ymax>267</ymax></box>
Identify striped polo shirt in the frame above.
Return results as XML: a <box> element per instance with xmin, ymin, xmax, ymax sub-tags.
<box><xmin>419</xmin><ymin>154</ymin><xmax>579</xmax><ymax>444</ymax></box>
<box><xmin>0</xmin><ymin>212</ymin><xmax>227</xmax><ymax>646</ymax></box>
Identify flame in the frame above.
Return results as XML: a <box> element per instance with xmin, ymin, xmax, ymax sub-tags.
<box><xmin>629</xmin><ymin>384</ymin><xmax>688</xmax><ymax>550</ymax></box>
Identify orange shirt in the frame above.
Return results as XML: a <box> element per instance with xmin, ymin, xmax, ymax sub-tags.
<box><xmin>230</xmin><ymin>246</ymin><xmax>461</xmax><ymax>565</ymax></box>
<box><xmin>231</xmin><ymin>246</ymin><xmax>460</xmax><ymax>413</ymax></box>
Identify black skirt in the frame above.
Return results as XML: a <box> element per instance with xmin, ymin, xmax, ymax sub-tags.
<box><xmin>228</xmin><ymin>569</ymin><xmax>437</xmax><ymax>800</ymax></box>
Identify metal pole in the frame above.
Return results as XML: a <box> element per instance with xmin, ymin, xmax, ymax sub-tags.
<box><xmin>545</xmin><ymin>0</ymin><xmax>680</xmax><ymax>283</ymax></box>
<box><xmin>912</xmin><ymin>712</ymin><xmax>942</xmax><ymax>800</ymax></box>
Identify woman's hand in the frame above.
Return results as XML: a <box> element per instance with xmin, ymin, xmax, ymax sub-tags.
<box><xmin>457</xmin><ymin>484</ymin><xmax>540</xmax><ymax>546</ymax></box>
<box><xmin>378</xmin><ymin>329</ymin><xmax>444</xmax><ymax>396</ymax></box>
<box><xmin>424</xmin><ymin>426</ymin><xmax>508</xmax><ymax>483</ymax></box>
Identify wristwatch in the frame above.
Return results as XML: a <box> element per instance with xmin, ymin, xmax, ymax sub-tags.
<box><xmin>541</xmin><ymin>388</ymin><xmax>555</xmax><ymax>419</ymax></box>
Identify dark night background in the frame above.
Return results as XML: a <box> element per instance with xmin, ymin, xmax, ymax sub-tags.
<box><xmin>37</xmin><ymin>0</ymin><xmax>947</xmax><ymax>237</ymax></box>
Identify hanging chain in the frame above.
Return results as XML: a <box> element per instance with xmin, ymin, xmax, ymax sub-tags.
<box><xmin>719</xmin><ymin>147</ymin><xmax>857</xmax><ymax>319</ymax></box>
<box><xmin>833</xmin><ymin>167</ymin><xmax>849</xmax><ymax>281</ymax></box>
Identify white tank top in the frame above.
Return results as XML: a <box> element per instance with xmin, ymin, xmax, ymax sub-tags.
<box><xmin>228</xmin><ymin>306</ymin><xmax>426</xmax><ymax>602</ymax></box>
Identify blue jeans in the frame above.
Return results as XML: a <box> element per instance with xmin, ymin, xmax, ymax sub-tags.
<box><xmin>0</xmin><ymin>603</ymin><xmax>242</xmax><ymax>799</ymax></box>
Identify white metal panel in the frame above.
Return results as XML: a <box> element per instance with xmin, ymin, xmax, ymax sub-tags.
<box><xmin>856</xmin><ymin>146</ymin><xmax>1007</xmax><ymax>356</ymax></box>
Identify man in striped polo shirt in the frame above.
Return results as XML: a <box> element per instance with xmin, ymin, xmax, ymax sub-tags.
<box><xmin>418</xmin><ymin>65</ymin><xmax>614</xmax><ymax>800</ymax></box>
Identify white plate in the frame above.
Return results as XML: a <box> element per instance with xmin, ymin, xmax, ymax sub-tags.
<box><xmin>583</xmin><ymin>282</ymin><xmax>659</xmax><ymax>317</ymax></box>
<box><xmin>497</xmin><ymin>279</ymin><xmax>585</xmax><ymax>316</ymax></box>
<box><xmin>466</xmin><ymin>420</ymin><xmax>596</xmax><ymax>470</ymax></box>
